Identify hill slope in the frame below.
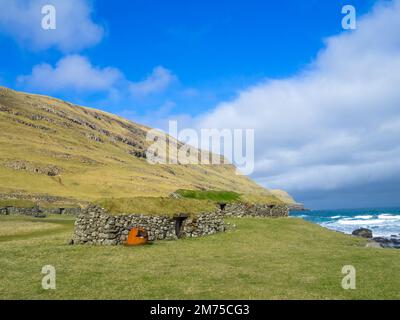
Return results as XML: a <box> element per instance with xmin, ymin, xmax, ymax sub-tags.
<box><xmin>0</xmin><ymin>86</ymin><xmax>285</xmax><ymax>206</ymax></box>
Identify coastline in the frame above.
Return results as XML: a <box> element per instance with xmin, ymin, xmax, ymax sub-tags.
<box><xmin>290</xmin><ymin>207</ymin><xmax>400</xmax><ymax>249</ymax></box>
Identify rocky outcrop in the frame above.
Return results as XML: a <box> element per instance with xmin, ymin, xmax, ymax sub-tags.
<box><xmin>352</xmin><ymin>228</ymin><xmax>373</xmax><ymax>239</ymax></box>
<box><xmin>372</xmin><ymin>236</ymin><xmax>400</xmax><ymax>249</ymax></box>
<box><xmin>3</xmin><ymin>160</ymin><xmax>61</xmax><ymax>176</ymax></box>
<box><xmin>71</xmin><ymin>205</ymin><xmax>227</xmax><ymax>245</ymax></box>
<box><xmin>352</xmin><ymin>228</ymin><xmax>400</xmax><ymax>249</ymax></box>
<box><xmin>288</xmin><ymin>203</ymin><xmax>308</xmax><ymax>211</ymax></box>
<box><xmin>221</xmin><ymin>203</ymin><xmax>289</xmax><ymax>218</ymax></box>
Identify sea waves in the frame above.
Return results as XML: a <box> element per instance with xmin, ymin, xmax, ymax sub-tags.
<box><xmin>291</xmin><ymin>208</ymin><xmax>400</xmax><ymax>237</ymax></box>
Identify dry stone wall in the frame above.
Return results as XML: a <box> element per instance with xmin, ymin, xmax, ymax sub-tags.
<box><xmin>0</xmin><ymin>206</ymin><xmax>82</xmax><ymax>217</ymax></box>
<box><xmin>42</xmin><ymin>207</ymin><xmax>82</xmax><ymax>215</ymax></box>
<box><xmin>0</xmin><ymin>206</ymin><xmax>46</xmax><ymax>217</ymax></box>
<box><xmin>222</xmin><ymin>203</ymin><xmax>289</xmax><ymax>218</ymax></box>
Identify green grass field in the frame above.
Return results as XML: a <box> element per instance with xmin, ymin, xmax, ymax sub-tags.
<box><xmin>1</xmin><ymin>214</ymin><xmax>399</xmax><ymax>299</ymax></box>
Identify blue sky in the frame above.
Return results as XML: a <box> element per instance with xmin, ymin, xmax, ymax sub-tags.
<box><xmin>0</xmin><ymin>0</ymin><xmax>376</xmax><ymax>115</ymax></box>
<box><xmin>1</xmin><ymin>0</ymin><xmax>400</xmax><ymax>209</ymax></box>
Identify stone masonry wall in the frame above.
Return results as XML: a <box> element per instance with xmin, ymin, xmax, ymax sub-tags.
<box><xmin>0</xmin><ymin>206</ymin><xmax>82</xmax><ymax>217</ymax></box>
<box><xmin>222</xmin><ymin>203</ymin><xmax>289</xmax><ymax>218</ymax></box>
<box><xmin>71</xmin><ymin>205</ymin><xmax>226</xmax><ymax>245</ymax></box>
<box><xmin>41</xmin><ymin>207</ymin><xmax>82</xmax><ymax>215</ymax></box>
<box><xmin>0</xmin><ymin>206</ymin><xmax>46</xmax><ymax>217</ymax></box>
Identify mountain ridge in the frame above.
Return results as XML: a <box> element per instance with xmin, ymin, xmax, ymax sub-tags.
<box><xmin>0</xmin><ymin>86</ymin><xmax>294</xmax><ymax>206</ymax></box>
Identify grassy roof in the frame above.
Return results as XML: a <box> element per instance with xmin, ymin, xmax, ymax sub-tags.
<box><xmin>95</xmin><ymin>188</ymin><xmax>285</xmax><ymax>217</ymax></box>
<box><xmin>176</xmin><ymin>189</ymin><xmax>284</xmax><ymax>205</ymax></box>
<box><xmin>95</xmin><ymin>197</ymin><xmax>218</xmax><ymax>217</ymax></box>
<box><xmin>174</xmin><ymin>189</ymin><xmax>241</xmax><ymax>202</ymax></box>
<box><xmin>0</xmin><ymin>199</ymin><xmax>36</xmax><ymax>208</ymax></box>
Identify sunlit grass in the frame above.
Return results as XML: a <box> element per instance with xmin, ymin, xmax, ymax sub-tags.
<box><xmin>1</xmin><ymin>214</ymin><xmax>399</xmax><ymax>299</ymax></box>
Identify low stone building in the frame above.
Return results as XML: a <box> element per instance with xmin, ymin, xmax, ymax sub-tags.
<box><xmin>71</xmin><ymin>205</ymin><xmax>227</xmax><ymax>245</ymax></box>
<box><xmin>71</xmin><ymin>202</ymin><xmax>289</xmax><ymax>246</ymax></box>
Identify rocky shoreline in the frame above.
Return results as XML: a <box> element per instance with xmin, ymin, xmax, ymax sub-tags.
<box><xmin>352</xmin><ymin>228</ymin><xmax>400</xmax><ymax>249</ymax></box>
<box><xmin>371</xmin><ymin>236</ymin><xmax>400</xmax><ymax>249</ymax></box>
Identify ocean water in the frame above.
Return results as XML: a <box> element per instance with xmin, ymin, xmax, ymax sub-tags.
<box><xmin>290</xmin><ymin>207</ymin><xmax>400</xmax><ymax>238</ymax></box>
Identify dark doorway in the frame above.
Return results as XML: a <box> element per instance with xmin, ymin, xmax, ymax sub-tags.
<box><xmin>173</xmin><ymin>214</ymin><xmax>188</xmax><ymax>238</ymax></box>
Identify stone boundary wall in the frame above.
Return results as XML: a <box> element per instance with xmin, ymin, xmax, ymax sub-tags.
<box><xmin>0</xmin><ymin>206</ymin><xmax>46</xmax><ymax>217</ymax></box>
<box><xmin>71</xmin><ymin>206</ymin><xmax>226</xmax><ymax>245</ymax></box>
<box><xmin>221</xmin><ymin>203</ymin><xmax>289</xmax><ymax>218</ymax></box>
<box><xmin>0</xmin><ymin>206</ymin><xmax>82</xmax><ymax>217</ymax></box>
<box><xmin>41</xmin><ymin>207</ymin><xmax>82</xmax><ymax>215</ymax></box>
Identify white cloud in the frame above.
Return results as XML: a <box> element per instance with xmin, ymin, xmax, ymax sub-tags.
<box><xmin>194</xmin><ymin>0</ymin><xmax>400</xmax><ymax>199</ymax></box>
<box><xmin>17</xmin><ymin>55</ymin><xmax>179</xmax><ymax>103</ymax></box>
<box><xmin>0</xmin><ymin>0</ymin><xmax>104</xmax><ymax>52</ymax></box>
<box><xmin>18</xmin><ymin>55</ymin><xmax>122</xmax><ymax>93</ymax></box>
<box><xmin>129</xmin><ymin>66</ymin><xmax>177</xmax><ymax>97</ymax></box>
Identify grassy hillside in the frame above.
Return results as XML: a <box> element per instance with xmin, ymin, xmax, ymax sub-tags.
<box><xmin>1</xmin><ymin>214</ymin><xmax>399</xmax><ymax>299</ymax></box>
<box><xmin>270</xmin><ymin>189</ymin><xmax>297</xmax><ymax>204</ymax></box>
<box><xmin>0</xmin><ymin>86</ymin><xmax>281</xmax><ymax>205</ymax></box>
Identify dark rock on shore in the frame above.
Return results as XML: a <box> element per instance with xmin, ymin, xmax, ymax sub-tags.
<box><xmin>351</xmin><ymin>227</ymin><xmax>400</xmax><ymax>248</ymax></box>
<box><xmin>372</xmin><ymin>236</ymin><xmax>400</xmax><ymax>249</ymax></box>
<box><xmin>352</xmin><ymin>228</ymin><xmax>373</xmax><ymax>239</ymax></box>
